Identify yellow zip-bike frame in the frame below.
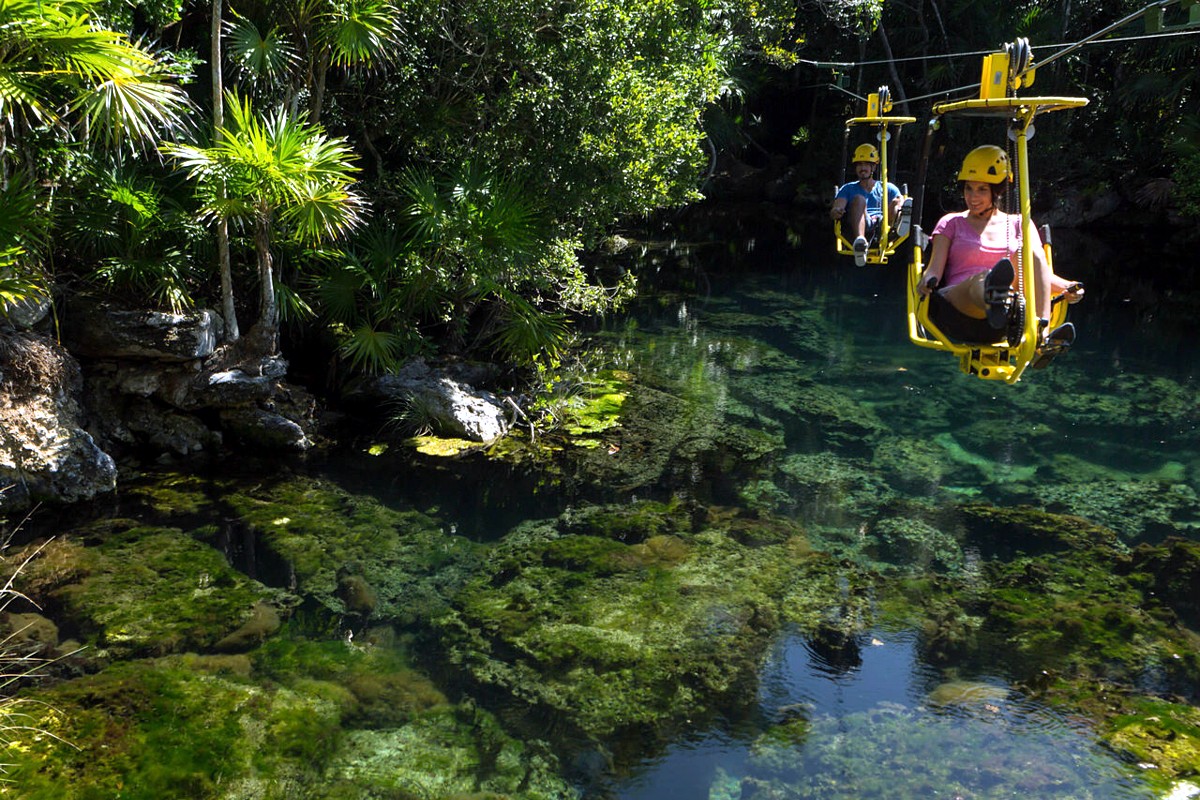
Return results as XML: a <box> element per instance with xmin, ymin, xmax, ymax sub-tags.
<box><xmin>833</xmin><ymin>88</ymin><xmax>916</xmax><ymax>265</ymax></box>
<box><xmin>906</xmin><ymin>47</ymin><xmax>1088</xmax><ymax>383</ymax></box>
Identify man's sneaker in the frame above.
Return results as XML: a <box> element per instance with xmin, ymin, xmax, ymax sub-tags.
<box><xmin>983</xmin><ymin>259</ymin><xmax>1015</xmax><ymax>329</ymax></box>
<box><xmin>1031</xmin><ymin>322</ymin><xmax>1076</xmax><ymax>370</ymax></box>
<box><xmin>853</xmin><ymin>236</ymin><xmax>868</xmax><ymax>267</ymax></box>
<box><xmin>894</xmin><ymin>198</ymin><xmax>913</xmax><ymax>238</ymax></box>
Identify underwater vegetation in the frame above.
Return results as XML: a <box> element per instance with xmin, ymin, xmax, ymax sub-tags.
<box><xmin>3</xmin><ymin>269</ymin><xmax>1200</xmax><ymax>796</ymax></box>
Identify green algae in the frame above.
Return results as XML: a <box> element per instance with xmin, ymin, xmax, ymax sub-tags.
<box><xmin>409</xmin><ymin>435</ymin><xmax>484</xmax><ymax>456</ymax></box>
<box><xmin>561</xmin><ymin>370</ymin><xmax>628</xmax><ymax>438</ymax></box>
<box><xmin>1107</xmin><ymin>698</ymin><xmax>1200</xmax><ymax>782</ymax></box>
<box><xmin>3</xmin><ymin>657</ymin><xmax>345</xmax><ymax>800</ymax></box>
<box><xmin>6</xmin><ymin>524</ymin><xmax>284</xmax><ymax>659</ymax></box>
<box><xmin>778</xmin><ymin>452</ymin><xmax>895</xmax><ymax>526</ymax></box>
<box><xmin>735</xmin><ymin>698</ymin><xmax>1160</xmax><ymax>799</ymax></box>
<box><xmin>1036</xmin><ymin>477</ymin><xmax>1200</xmax><ymax>541</ymax></box>
<box><xmin>437</xmin><ymin>502</ymin><xmax>832</xmax><ymax>740</ymax></box>
<box><xmin>866</xmin><ymin>504</ymin><xmax>1200</xmax><ymax>782</ymax></box>
<box><xmin>221</xmin><ymin>475</ymin><xmax>484</xmax><ymax>623</ymax></box>
<box><xmin>326</xmin><ymin>705</ymin><xmax>577</xmax><ymax>800</ymax></box>
<box><xmin>871</xmin><ymin>435</ymin><xmax>954</xmax><ymax>495</ymax></box>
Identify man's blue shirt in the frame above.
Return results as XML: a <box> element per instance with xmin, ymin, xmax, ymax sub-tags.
<box><xmin>835</xmin><ymin>180</ymin><xmax>901</xmax><ymax>218</ymax></box>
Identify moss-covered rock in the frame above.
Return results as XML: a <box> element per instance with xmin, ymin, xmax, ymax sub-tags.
<box><xmin>4</xmin><ymin>522</ymin><xmax>286</xmax><ymax>660</ymax></box>
<box><xmin>1125</xmin><ymin>537</ymin><xmax>1200</xmax><ymax>629</ymax></box>
<box><xmin>435</xmin><ymin>501</ymin><xmax>838</xmax><ymax>741</ymax></box>
<box><xmin>3</xmin><ymin>656</ymin><xmax>345</xmax><ymax>799</ymax></box>
<box><xmin>323</xmin><ymin>704</ymin><xmax>577</xmax><ymax>800</ymax></box>
<box><xmin>220</xmin><ymin>475</ymin><xmax>484</xmax><ymax>624</ymax></box>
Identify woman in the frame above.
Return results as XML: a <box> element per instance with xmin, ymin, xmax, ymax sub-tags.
<box><xmin>917</xmin><ymin>145</ymin><xmax>1082</xmax><ymax>345</ymax></box>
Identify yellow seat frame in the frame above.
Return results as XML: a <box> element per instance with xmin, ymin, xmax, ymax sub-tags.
<box><xmin>833</xmin><ymin>89</ymin><xmax>916</xmax><ymax>266</ymax></box>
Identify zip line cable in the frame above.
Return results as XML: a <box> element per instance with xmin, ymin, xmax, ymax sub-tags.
<box><xmin>817</xmin><ymin>24</ymin><xmax>1200</xmax><ymax>106</ymax></box>
<box><xmin>799</xmin><ymin>15</ymin><xmax>1200</xmax><ymax>72</ymax></box>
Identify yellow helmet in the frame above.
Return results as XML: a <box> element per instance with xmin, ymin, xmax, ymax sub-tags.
<box><xmin>852</xmin><ymin>143</ymin><xmax>880</xmax><ymax>164</ymax></box>
<box><xmin>958</xmin><ymin>145</ymin><xmax>1011</xmax><ymax>183</ymax></box>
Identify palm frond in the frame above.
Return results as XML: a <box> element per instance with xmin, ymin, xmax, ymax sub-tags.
<box><xmin>224</xmin><ymin>13</ymin><xmax>300</xmax><ymax>86</ymax></box>
<box><xmin>320</xmin><ymin>0</ymin><xmax>401</xmax><ymax>68</ymax></box>
<box><xmin>337</xmin><ymin>323</ymin><xmax>411</xmax><ymax>375</ymax></box>
<box><xmin>276</xmin><ymin>280</ymin><xmax>316</xmax><ymax>323</ymax></box>
<box><xmin>70</xmin><ymin>66</ymin><xmax>191</xmax><ymax>147</ymax></box>
<box><xmin>0</xmin><ymin>175</ymin><xmax>50</xmax><ymax>256</ymax></box>
<box><xmin>279</xmin><ymin>183</ymin><xmax>367</xmax><ymax>243</ymax></box>
<box><xmin>489</xmin><ymin>293</ymin><xmax>568</xmax><ymax>363</ymax></box>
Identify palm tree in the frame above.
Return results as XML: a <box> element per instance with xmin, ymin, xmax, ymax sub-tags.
<box><xmin>223</xmin><ymin>0</ymin><xmax>401</xmax><ymax>123</ymax></box>
<box><xmin>0</xmin><ymin>0</ymin><xmax>190</xmax><ymax>161</ymax></box>
<box><xmin>212</xmin><ymin>0</ymin><xmax>240</xmax><ymax>340</ymax></box>
<box><xmin>161</xmin><ymin>91</ymin><xmax>366</xmax><ymax>354</ymax></box>
<box><xmin>0</xmin><ymin>0</ymin><xmax>190</xmax><ymax>318</ymax></box>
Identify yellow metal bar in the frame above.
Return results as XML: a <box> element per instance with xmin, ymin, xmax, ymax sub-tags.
<box><xmin>879</xmin><ymin>123</ymin><xmax>891</xmax><ymax>245</ymax></box>
<box><xmin>931</xmin><ymin>97</ymin><xmax>1088</xmax><ymax>117</ymax></box>
<box><xmin>844</xmin><ymin>116</ymin><xmax>917</xmax><ymax>126</ymax></box>
<box><xmin>1006</xmin><ymin>108</ymin><xmax>1042</xmax><ymax>384</ymax></box>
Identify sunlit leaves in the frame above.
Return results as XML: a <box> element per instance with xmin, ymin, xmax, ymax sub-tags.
<box><xmin>0</xmin><ymin>0</ymin><xmax>190</xmax><ymax>151</ymax></box>
<box><xmin>60</xmin><ymin>168</ymin><xmax>204</xmax><ymax>311</ymax></box>
<box><xmin>337</xmin><ymin>322</ymin><xmax>420</xmax><ymax>375</ymax></box>
<box><xmin>163</xmin><ymin>91</ymin><xmax>365</xmax><ymax>243</ymax></box>
<box><xmin>319</xmin><ymin>0</ymin><xmax>402</xmax><ymax>69</ymax></box>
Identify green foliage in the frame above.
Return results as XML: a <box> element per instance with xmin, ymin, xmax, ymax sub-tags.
<box><xmin>221</xmin><ymin>0</ymin><xmax>403</xmax><ymax>121</ymax></box>
<box><xmin>164</xmin><ymin>91</ymin><xmax>365</xmax><ymax>243</ymax></box>
<box><xmin>0</xmin><ymin>0</ymin><xmax>191</xmax><ymax>156</ymax></box>
<box><xmin>330</xmin><ymin>0</ymin><xmax>796</xmax><ymax>236</ymax></box>
<box><xmin>1176</xmin><ymin>152</ymin><xmax>1200</xmax><ymax>218</ymax></box>
<box><xmin>60</xmin><ymin>166</ymin><xmax>206</xmax><ymax>312</ymax></box>
<box><xmin>0</xmin><ymin>175</ymin><xmax>51</xmax><ymax>316</ymax></box>
<box><xmin>163</xmin><ymin>90</ymin><xmax>365</xmax><ymax>341</ymax></box>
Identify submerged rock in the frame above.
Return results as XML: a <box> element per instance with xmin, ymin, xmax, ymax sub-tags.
<box><xmin>4</xmin><ymin>521</ymin><xmax>291</xmax><ymax>661</ymax></box>
<box><xmin>436</xmin><ymin>500</ymin><xmax>847</xmax><ymax>742</ymax></box>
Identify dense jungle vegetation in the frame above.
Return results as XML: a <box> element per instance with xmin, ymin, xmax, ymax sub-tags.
<box><xmin>1</xmin><ymin>0</ymin><xmax>1197</xmax><ymax>385</ymax></box>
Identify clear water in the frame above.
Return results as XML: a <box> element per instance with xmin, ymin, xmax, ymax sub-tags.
<box><xmin>18</xmin><ymin>224</ymin><xmax>1200</xmax><ymax>798</ymax></box>
<box><xmin>614</xmin><ymin>627</ymin><xmax>1160</xmax><ymax>799</ymax></box>
<box><xmin>569</xmin><ymin>226</ymin><xmax>1199</xmax><ymax>798</ymax></box>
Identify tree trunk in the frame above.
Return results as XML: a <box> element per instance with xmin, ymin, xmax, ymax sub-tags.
<box><xmin>212</xmin><ymin>0</ymin><xmax>239</xmax><ymax>341</ymax></box>
<box><xmin>255</xmin><ymin>216</ymin><xmax>278</xmax><ymax>354</ymax></box>
<box><xmin>877</xmin><ymin>22</ymin><xmax>910</xmax><ymax>115</ymax></box>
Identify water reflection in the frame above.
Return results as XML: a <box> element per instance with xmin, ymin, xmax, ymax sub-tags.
<box><xmin>597</xmin><ymin>231</ymin><xmax>1199</xmax><ymax>799</ymax></box>
<box><xmin>620</xmin><ymin>628</ymin><xmax>1157</xmax><ymax>799</ymax></box>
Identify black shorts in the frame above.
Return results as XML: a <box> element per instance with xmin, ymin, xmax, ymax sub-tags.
<box><xmin>928</xmin><ymin>291</ymin><xmax>1002</xmax><ymax>344</ymax></box>
<box><xmin>838</xmin><ymin>215</ymin><xmax>883</xmax><ymax>244</ymax></box>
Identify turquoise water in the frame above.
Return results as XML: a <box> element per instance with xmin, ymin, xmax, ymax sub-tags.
<box><xmin>581</xmin><ymin>228</ymin><xmax>1199</xmax><ymax>798</ymax></box>
<box><xmin>589</xmin><ymin>230</ymin><xmax>1198</xmax><ymax>544</ymax></box>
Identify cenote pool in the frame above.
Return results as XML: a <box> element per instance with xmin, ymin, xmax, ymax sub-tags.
<box><xmin>5</xmin><ymin>224</ymin><xmax>1199</xmax><ymax>799</ymax></box>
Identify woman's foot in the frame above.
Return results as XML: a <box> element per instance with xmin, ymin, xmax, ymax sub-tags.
<box><xmin>1030</xmin><ymin>322</ymin><xmax>1076</xmax><ymax>369</ymax></box>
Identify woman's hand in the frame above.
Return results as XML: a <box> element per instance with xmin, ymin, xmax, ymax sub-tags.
<box><xmin>918</xmin><ymin>272</ymin><xmax>939</xmax><ymax>297</ymax></box>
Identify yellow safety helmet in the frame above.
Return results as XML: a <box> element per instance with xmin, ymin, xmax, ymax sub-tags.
<box><xmin>958</xmin><ymin>145</ymin><xmax>1011</xmax><ymax>183</ymax></box>
<box><xmin>852</xmin><ymin>143</ymin><xmax>880</xmax><ymax>164</ymax></box>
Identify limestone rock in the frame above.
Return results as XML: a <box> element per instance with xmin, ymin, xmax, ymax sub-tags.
<box><xmin>0</xmin><ymin>333</ymin><xmax>117</xmax><ymax>512</ymax></box>
<box><xmin>63</xmin><ymin>297</ymin><xmax>222</xmax><ymax>362</ymax></box>
<box><xmin>351</xmin><ymin>359</ymin><xmax>509</xmax><ymax>442</ymax></box>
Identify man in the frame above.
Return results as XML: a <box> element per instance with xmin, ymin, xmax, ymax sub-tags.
<box><xmin>830</xmin><ymin>143</ymin><xmax>906</xmax><ymax>266</ymax></box>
